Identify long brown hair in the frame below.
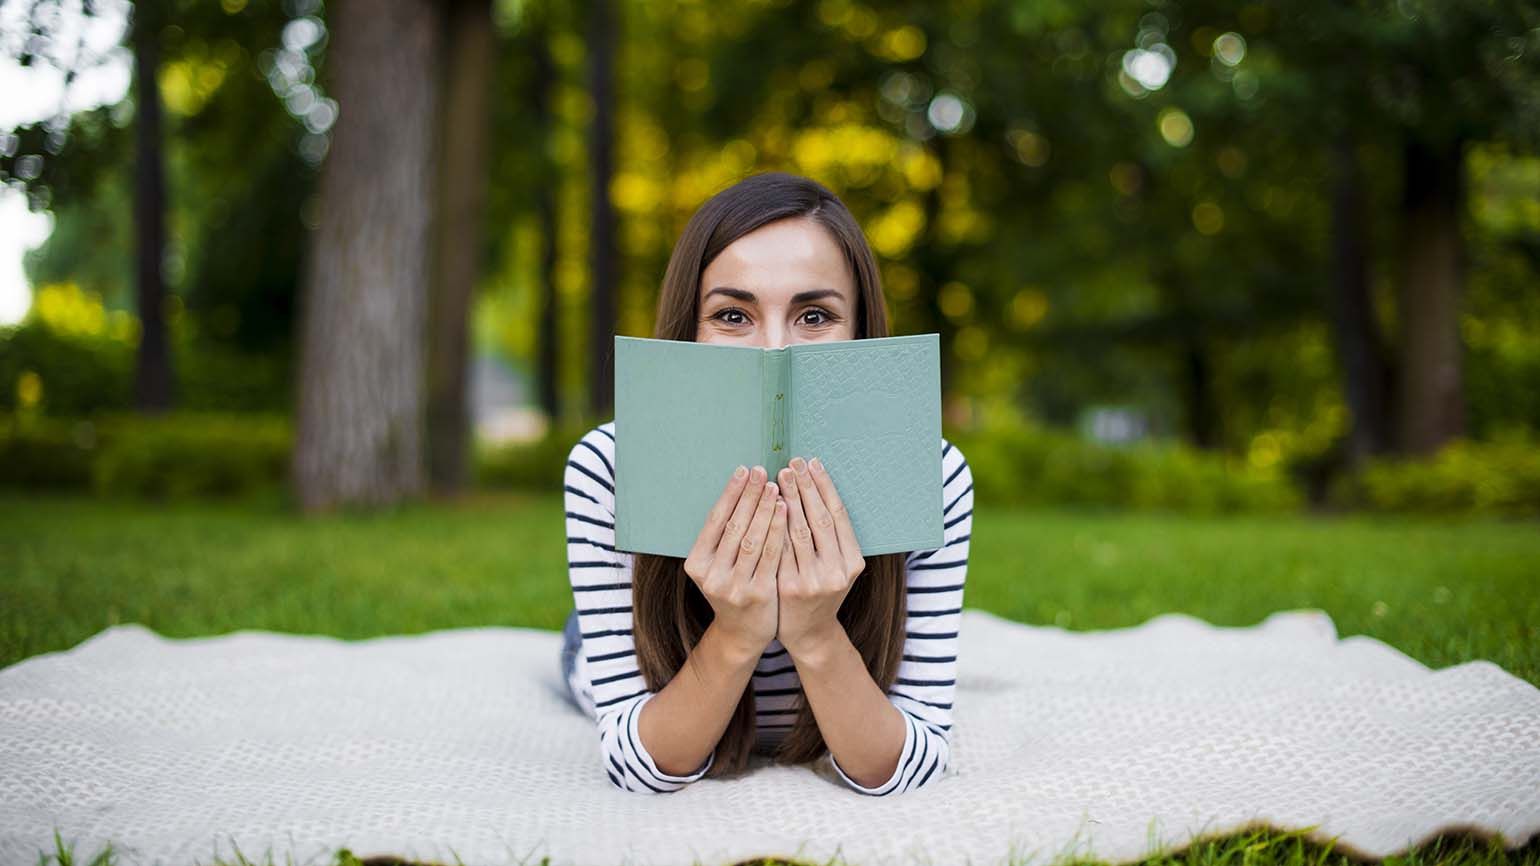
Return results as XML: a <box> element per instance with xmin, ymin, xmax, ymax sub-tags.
<box><xmin>632</xmin><ymin>171</ymin><xmax>909</xmax><ymax>778</ymax></box>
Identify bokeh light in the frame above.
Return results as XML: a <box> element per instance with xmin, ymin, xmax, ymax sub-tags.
<box><xmin>1158</xmin><ymin>107</ymin><xmax>1194</xmax><ymax>147</ymax></box>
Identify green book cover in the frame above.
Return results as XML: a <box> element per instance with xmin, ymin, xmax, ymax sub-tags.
<box><xmin>613</xmin><ymin>333</ymin><xmax>943</xmax><ymax>558</ymax></box>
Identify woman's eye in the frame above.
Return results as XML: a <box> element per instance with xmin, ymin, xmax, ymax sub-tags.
<box><xmin>710</xmin><ymin>307</ymin><xmax>835</xmax><ymax>326</ymax></box>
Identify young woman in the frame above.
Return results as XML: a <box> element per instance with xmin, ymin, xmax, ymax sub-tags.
<box><xmin>558</xmin><ymin>172</ymin><xmax>973</xmax><ymax>796</ymax></box>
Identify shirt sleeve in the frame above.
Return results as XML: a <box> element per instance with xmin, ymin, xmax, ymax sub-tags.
<box><xmin>565</xmin><ymin>421</ymin><xmax>715</xmax><ymax>792</ymax></box>
<box><xmin>826</xmin><ymin>438</ymin><xmax>971</xmax><ymax>795</ymax></box>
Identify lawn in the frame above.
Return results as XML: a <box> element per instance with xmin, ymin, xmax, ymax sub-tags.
<box><xmin>2</xmin><ymin>492</ymin><xmax>1538</xmax><ymax>866</ymax></box>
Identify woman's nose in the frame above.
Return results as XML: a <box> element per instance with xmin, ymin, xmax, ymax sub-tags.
<box><xmin>755</xmin><ymin>325</ymin><xmax>789</xmax><ymax>350</ymax></box>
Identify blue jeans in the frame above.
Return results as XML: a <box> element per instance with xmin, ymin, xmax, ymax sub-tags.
<box><xmin>558</xmin><ymin>608</ymin><xmax>590</xmax><ymax>716</ymax></box>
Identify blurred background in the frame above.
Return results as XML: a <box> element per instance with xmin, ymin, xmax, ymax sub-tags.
<box><xmin>4</xmin><ymin>10</ymin><xmax>1540</xmax><ymax>858</ymax></box>
<box><xmin>2</xmin><ymin>0</ymin><xmax>1539</xmax><ymax>688</ymax></box>
<box><xmin>1</xmin><ymin>0</ymin><xmax>1537</xmax><ymax>515</ymax></box>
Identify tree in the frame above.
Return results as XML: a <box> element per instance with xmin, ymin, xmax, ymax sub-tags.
<box><xmin>531</xmin><ymin>11</ymin><xmax>561</xmax><ymax>426</ymax></box>
<box><xmin>585</xmin><ymin>0</ymin><xmax>617</xmax><ymax>418</ymax></box>
<box><xmin>129</xmin><ymin>0</ymin><xmax>172</xmax><ymax>410</ymax></box>
<box><xmin>0</xmin><ymin>0</ymin><xmax>176</xmax><ymax>411</ymax></box>
<box><xmin>426</xmin><ymin>0</ymin><xmax>495</xmax><ymax>494</ymax></box>
<box><xmin>293</xmin><ymin>0</ymin><xmax>441</xmax><ymax>509</ymax></box>
<box><xmin>1270</xmin><ymin>0</ymin><xmax>1540</xmax><ymax>455</ymax></box>
<box><xmin>1327</xmin><ymin>131</ymin><xmax>1392</xmax><ymax>465</ymax></box>
<box><xmin>8</xmin><ymin>0</ymin><xmax>323</xmax><ymax>382</ymax></box>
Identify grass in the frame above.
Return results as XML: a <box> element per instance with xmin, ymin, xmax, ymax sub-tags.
<box><xmin>3</xmin><ymin>491</ymin><xmax>1539</xmax><ymax>866</ymax></box>
<box><xmin>25</xmin><ymin>817</ymin><xmax>1540</xmax><ymax>866</ymax></box>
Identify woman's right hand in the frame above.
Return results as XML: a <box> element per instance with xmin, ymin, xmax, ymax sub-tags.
<box><xmin>682</xmin><ymin>464</ymin><xmax>786</xmax><ymax>656</ymax></box>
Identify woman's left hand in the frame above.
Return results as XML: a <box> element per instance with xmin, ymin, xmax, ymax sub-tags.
<box><xmin>774</xmin><ymin>455</ymin><xmax>867</xmax><ymax>658</ymax></box>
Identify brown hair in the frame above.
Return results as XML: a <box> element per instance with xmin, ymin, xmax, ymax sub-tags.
<box><xmin>633</xmin><ymin>171</ymin><xmax>908</xmax><ymax>777</ymax></box>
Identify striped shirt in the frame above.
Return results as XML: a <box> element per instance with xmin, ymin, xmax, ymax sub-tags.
<box><xmin>564</xmin><ymin>419</ymin><xmax>972</xmax><ymax>795</ymax></box>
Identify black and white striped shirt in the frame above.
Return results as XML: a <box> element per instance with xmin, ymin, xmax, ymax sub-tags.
<box><xmin>564</xmin><ymin>419</ymin><xmax>972</xmax><ymax>795</ymax></box>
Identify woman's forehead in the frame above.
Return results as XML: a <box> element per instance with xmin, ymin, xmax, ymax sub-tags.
<box><xmin>700</xmin><ymin>218</ymin><xmax>855</xmax><ymax>303</ymax></box>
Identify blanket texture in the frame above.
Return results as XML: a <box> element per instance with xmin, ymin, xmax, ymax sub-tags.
<box><xmin>2</xmin><ymin>609</ymin><xmax>1537</xmax><ymax>866</ymax></box>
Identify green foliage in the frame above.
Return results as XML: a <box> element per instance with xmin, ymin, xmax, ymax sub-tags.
<box><xmin>1330</xmin><ymin>434</ymin><xmax>1540</xmax><ymax>517</ymax></box>
<box><xmin>4</xmin><ymin>0</ymin><xmax>1538</xmax><ymax>512</ymax></box>
<box><xmin>471</xmin><ymin>421</ymin><xmax>1300</xmax><ymax>513</ymax></box>
<box><xmin>0</xmin><ymin>415</ymin><xmax>98</xmax><ymax>489</ymax></box>
<box><xmin>0</xmin><ymin>320</ymin><xmax>291</xmax><ymax>415</ymax></box>
<box><xmin>1467</xmin><ymin>341</ymin><xmax>1540</xmax><ymax>440</ymax></box>
<box><xmin>90</xmin><ymin>413</ymin><xmax>291</xmax><ymax>500</ymax></box>
<box><xmin>0</xmin><ymin>412</ymin><xmax>290</xmax><ymax>500</ymax></box>
<box><xmin>475</xmin><ymin>422</ymin><xmax>597</xmax><ymax>492</ymax></box>
<box><xmin>7</xmin><ymin>0</ymin><xmax>319</xmax><ymax>348</ymax></box>
<box><xmin>175</xmin><ymin>348</ymin><xmax>292</xmax><ymax>413</ymax></box>
<box><xmin>950</xmin><ymin>425</ymin><xmax>1302</xmax><ymax>514</ymax></box>
<box><xmin>0</xmin><ymin>322</ymin><xmax>133</xmax><ymax>415</ymax></box>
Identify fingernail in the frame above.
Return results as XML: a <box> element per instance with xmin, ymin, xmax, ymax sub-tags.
<box><xmin>753</xmin><ymin>465</ymin><xmax>765</xmax><ymax>481</ymax></box>
<box><xmin>791</xmin><ymin>457</ymin><xmax>806</xmax><ymax>473</ymax></box>
<box><xmin>734</xmin><ymin>465</ymin><xmax>746</xmax><ymax>479</ymax></box>
<box><xmin>810</xmin><ymin>457</ymin><xmax>824</xmax><ymax>473</ymax></box>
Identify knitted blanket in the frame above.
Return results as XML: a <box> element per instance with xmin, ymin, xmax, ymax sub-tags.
<box><xmin>2</xmin><ymin>609</ymin><xmax>1536</xmax><ymax>866</ymax></box>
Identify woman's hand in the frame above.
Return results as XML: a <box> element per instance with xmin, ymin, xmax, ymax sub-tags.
<box><xmin>774</xmin><ymin>456</ymin><xmax>866</xmax><ymax>658</ymax></box>
<box><xmin>682</xmin><ymin>464</ymin><xmax>787</xmax><ymax>658</ymax></box>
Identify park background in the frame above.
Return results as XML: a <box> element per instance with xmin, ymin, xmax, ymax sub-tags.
<box><xmin>2</xmin><ymin>1</ymin><xmax>1539</xmax><ymax>863</ymax></box>
<box><xmin>1</xmin><ymin>0</ymin><xmax>1539</xmax><ymax>844</ymax></box>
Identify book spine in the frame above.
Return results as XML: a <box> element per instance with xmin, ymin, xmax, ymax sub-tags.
<box><xmin>764</xmin><ymin>348</ymin><xmax>788</xmax><ymax>474</ymax></box>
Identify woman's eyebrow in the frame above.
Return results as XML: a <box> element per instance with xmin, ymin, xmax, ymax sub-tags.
<box><xmin>703</xmin><ymin>287</ymin><xmax>845</xmax><ymax>305</ymax></box>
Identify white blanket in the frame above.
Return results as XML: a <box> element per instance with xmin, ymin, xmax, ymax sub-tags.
<box><xmin>2</xmin><ymin>609</ymin><xmax>1536</xmax><ymax>866</ymax></box>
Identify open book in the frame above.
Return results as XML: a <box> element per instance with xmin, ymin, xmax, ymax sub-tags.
<box><xmin>612</xmin><ymin>333</ymin><xmax>944</xmax><ymax>558</ymax></box>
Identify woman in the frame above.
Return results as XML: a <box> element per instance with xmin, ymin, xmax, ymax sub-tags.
<box><xmin>558</xmin><ymin>171</ymin><xmax>974</xmax><ymax>796</ymax></box>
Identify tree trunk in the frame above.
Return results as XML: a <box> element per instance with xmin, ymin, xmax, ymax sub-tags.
<box><xmin>1181</xmin><ymin>336</ymin><xmax>1219</xmax><ymax>450</ymax></box>
<box><xmin>1328</xmin><ymin>131</ymin><xmax>1391</xmax><ymax>465</ymax></box>
<box><xmin>132</xmin><ymin>0</ymin><xmax>173</xmax><ymax>412</ymax></box>
<box><xmin>1394</xmin><ymin>136</ymin><xmax>1466</xmax><ymax>455</ymax></box>
<box><xmin>586</xmin><ymin>0</ymin><xmax>618</xmax><ymax>419</ymax></box>
<box><xmin>917</xmin><ymin>139</ymin><xmax>960</xmax><ymax>425</ymax></box>
<box><xmin>427</xmin><ymin>0</ymin><xmax>494</xmax><ymax>495</ymax></box>
<box><xmin>293</xmin><ymin>0</ymin><xmax>441</xmax><ymax>510</ymax></box>
<box><xmin>533</xmin><ymin>17</ymin><xmax>561</xmax><ymax>424</ymax></box>
<box><xmin>1154</xmin><ymin>258</ymin><xmax>1219</xmax><ymax>451</ymax></box>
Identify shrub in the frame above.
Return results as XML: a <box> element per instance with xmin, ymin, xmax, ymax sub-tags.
<box><xmin>1330</xmin><ymin>433</ymin><xmax>1540</xmax><ymax>517</ymax></box>
<box><xmin>175</xmin><ymin>350</ymin><xmax>292</xmax><ymax>413</ymax></box>
<box><xmin>949</xmin><ymin>423</ymin><xmax>1301</xmax><ymax>514</ymax></box>
<box><xmin>90</xmin><ymin>413</ymin><xmax>291</xmax><ymax>499</ymax></box>
<box><xmin>0</xmin><ymin>321</ymin><xmax>291</xmax><ymax>416</ymax></box>
<box><xmin>0</xmin><ymin>412</ymin><xmax>291</xmax><ymax>500</ymax></box>
<box><xmin>0</xmin><ymin>415</ymin><xmax>99</xmax><ymax>489</ymax></box>
<box><xmin>0</xmin><ymin>323</ymin><xmax>133</xmax><ymax>415</ymax></box>
<box><xmin>475</xmin><ymin>422</ymin><xmax>596</xmax><ymax>491</ymax></box>
<box><xmin>475</xmin><ymin>418</ymin><xmax>1305</xmax><ymax>513</ymax></box>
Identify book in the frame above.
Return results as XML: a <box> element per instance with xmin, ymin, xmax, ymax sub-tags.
<box><xmin>612</xmin><ymin>333</ymin><xmax>944</xmax><ymax>559</ymax></box>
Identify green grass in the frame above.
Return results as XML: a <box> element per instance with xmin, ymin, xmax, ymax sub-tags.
<box><xmin>4</xmin><ymin>492</ymin><xmax>1539</xmax><ymax>866</ymax></box>
<box><xmin>24</xmin><ymin>814</ymin><xmax>1540</xmax><ymax>866</ymax></box>
<box><xmin>3</xmin><ymin>493</ymin><xmax>1537</xmax><ymax>683</ymax></box>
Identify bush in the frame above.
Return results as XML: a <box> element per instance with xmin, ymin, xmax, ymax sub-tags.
<box><xmin>0</xmin><ymin>321</ymin><xmax>291</xmax><ymax>416</ymax></box>
<box><xmin>1329</xmin><ymin>433</ymin><xmax>1540</xmax><ymax>517</ymax></box>
<box><xmin>91</xmin><ymin>413</ymin><xmax>291</xmax><ymax>499</ymax></box>
<box><xmin>471</xmin><ymin>418</ymin><xmax>1303</xmax><ymax>512</ymax></box>
<box><xmin>476</xmin><ymin>422</ymin><xmax>596</xmax><ymax>491</ymax></box>
<box><xmin>175</xmin><ymin>349</ymin><xmax>292</xmax><ymax>413</ymax></box>
<box><xmin>0</xmin><ymin>323</ymin><xmax>133</xmax><ymax>415</ymax></box>
<box><xmin>949</xmin><ymin>423</ymin><xmax>1301</xmax><ymax>513</ymax></box>
<box><xmin>0</xmin><ymin>412</ymin><xmax>291</xmax><ymax>500</ymax></box>
<box><xmin>0</xmin><ymin>415</ymin><xmax>100</xmax><ymax>489</ymax></box>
